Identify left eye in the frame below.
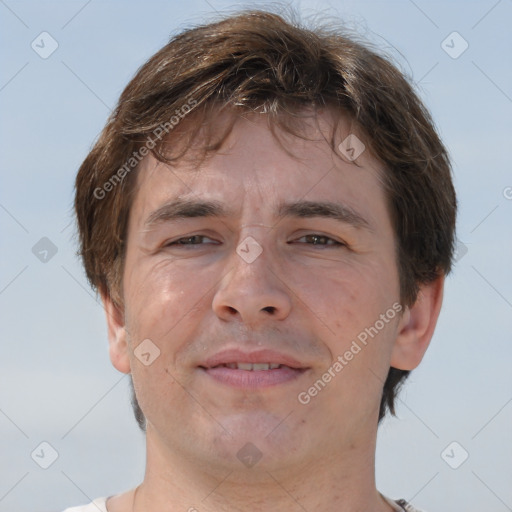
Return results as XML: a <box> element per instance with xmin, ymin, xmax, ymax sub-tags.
<box><xmin>294</xmin><ymin>234</ymin><xmax>343</xmax><ymax>246</ymax></box>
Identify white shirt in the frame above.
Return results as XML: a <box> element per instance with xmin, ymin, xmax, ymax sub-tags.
<box><xmin>62</xmin><ymin>494</ymin><xmax>427</xmax><ymax>511</ymax></box>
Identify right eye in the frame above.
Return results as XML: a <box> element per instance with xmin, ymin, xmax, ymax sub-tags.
<box><xmin>165</xmin><ymin>235</ymin><xmax>218</xmax><ymax>246</ymax></box>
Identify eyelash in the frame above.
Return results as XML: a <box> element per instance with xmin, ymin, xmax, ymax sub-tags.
<box><xmin>166</xmin><ymin>234</ymin><xmax>345</xmax><ymax>248</ymax></box>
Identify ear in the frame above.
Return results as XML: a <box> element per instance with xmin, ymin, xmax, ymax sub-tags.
<box><xmin>391</xmin><ymin>275</ymin><xmax>445</xmax><ymax>370</ymax></box>
<box><xmin>100</xmin><ymin>289</ymin><xmax>131</xmax><ymax>374</ymax></box>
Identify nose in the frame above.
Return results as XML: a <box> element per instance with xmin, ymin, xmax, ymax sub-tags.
<box><xmin>211</xmin><ymin>236</ymin><xmax>292</xmax><ymax>327</ymax></box>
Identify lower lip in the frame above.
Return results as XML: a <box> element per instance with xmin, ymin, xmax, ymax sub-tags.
<box><xmin>200</xmin><ymin>366</ymin><xmax>307</xmax><ymax>389</ymax></box>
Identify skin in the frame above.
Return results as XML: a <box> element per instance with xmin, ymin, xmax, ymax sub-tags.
<box><xmin>101</xmin><ymin>109</ymin><xmax>444</xmax><ymax>512</ymax></box>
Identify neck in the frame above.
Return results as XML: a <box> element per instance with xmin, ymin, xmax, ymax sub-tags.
<box><xmin>130</xmin><ymin>425</ymin><xmax>393</xmax><ymax>512</ymax></box>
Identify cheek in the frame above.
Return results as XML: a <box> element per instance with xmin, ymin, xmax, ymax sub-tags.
<box><xmin>308</xmin><ymin>259</ymin><xmax>399</xmax><ymax>362</ymax></box>
<box><xmin>307</xmin><ymin>261</ymin><xmax>382</xmax><ymax>326</ymax></box>
<box><xmin>125</xmin><ymin>257</ymin><xmax>210</xmax><ymax>337</ymax></box>
<box><xmin>130</xmin><ymin>357</ymin><xmax>195</xmax><ymax>429</ymax></box>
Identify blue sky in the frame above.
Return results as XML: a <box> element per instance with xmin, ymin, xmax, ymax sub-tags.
<box><xmin>1</xmin><ymin>1</ymin><xmax>511</xmax><ymax>511</ymax></box>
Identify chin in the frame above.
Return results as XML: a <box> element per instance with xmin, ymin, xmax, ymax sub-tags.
<box><xmin>206</xmin><ymin>409</ymin><xmax>308</xmax><ymax>471</ymax></box>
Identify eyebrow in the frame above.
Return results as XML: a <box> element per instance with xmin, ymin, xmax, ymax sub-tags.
<box><xmin>144</xmin><ymin>198</ymin><xmax>371</xmax><ymax>231</ymax></box>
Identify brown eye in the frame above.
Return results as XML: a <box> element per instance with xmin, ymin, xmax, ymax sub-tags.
<box><xmin>295</xmin><ymin>234</ymin><xmax>344</xmax><ymax>246</ymax></box>
<box><xmin>167</xmin><ymin>235</ymin><xmax>217</xmax><ymax>246</ymax></box>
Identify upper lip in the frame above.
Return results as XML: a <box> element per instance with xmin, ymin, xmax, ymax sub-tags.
<box><xmin>200</xmin><ymin>348</ymin><xmax>308</xmax><ymax>369</ymax></box>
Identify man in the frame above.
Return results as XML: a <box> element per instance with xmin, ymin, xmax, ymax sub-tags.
<box><xmin>66</xmin><ymin>8</ymin><xmax>456</xmax><ymax>512</ymax></box>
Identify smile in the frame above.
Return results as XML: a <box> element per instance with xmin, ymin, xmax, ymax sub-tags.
<box><xmin>200</xmin><ymin>364</ymin><xmax>308</xmax><ymax>389</ymax></box>
<box><xmin>214</xmin><ymin>362</ymin><xmax>284</xmax><ymax>370</ymax></box>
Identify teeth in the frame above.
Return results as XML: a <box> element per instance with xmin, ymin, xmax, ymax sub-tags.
<box><xmin>237</xmin><ymin>362</ymin><xmax>254</xmax><ymax>370</ymax></box>
<box><xmin>221</xmin><ymin>363</ymin><xmax>283</xmax><ymax>370</ymax></box>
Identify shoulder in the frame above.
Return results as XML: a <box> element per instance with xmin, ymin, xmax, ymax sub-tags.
<box><xmin>394</xmin><ymin>498</ymin><xmax>428</xmax><ymax>512</ymax></box>
<box><xmin>381</xmin><ymin>493</ymin><xmax>428</xmax><ymax>512</ymax></box>
<box><xmin>61</xmin><ymin>497</ymin><xmax>108</xmax><ymax>512</ymax></box>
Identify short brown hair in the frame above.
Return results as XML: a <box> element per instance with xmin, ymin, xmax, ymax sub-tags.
<box><xmin>75</xmin><ymin>9</ymin><xmax>457</xmax><ymax>428</ymax></box>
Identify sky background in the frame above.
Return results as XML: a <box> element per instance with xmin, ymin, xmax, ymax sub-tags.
<box><xmin>0</xmin><ymin>1</ymin><xmax>511</xmax><ymax>511</ymax></box>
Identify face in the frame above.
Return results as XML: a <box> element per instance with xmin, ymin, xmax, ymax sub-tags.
<box><xmin>105</xmin><ymin>110</ymin><xmax>432</xmax><ymax>475</ymax></box>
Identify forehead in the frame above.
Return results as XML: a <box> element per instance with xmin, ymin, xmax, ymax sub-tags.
<box><xmin>128</xmin><ymin>109</ymin><xmax>388</xmax><ymax>228</ymax></box>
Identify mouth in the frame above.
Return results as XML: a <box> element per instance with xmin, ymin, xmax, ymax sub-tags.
<box><xmin>198</xmin><ymin>349</ymin><xmax>310</xmax><ymax>389</ymax></box>
<box><xmin>210</xmin><ymin>362</ymin><xmax>290</xmax><ymax>370</ymax></box>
